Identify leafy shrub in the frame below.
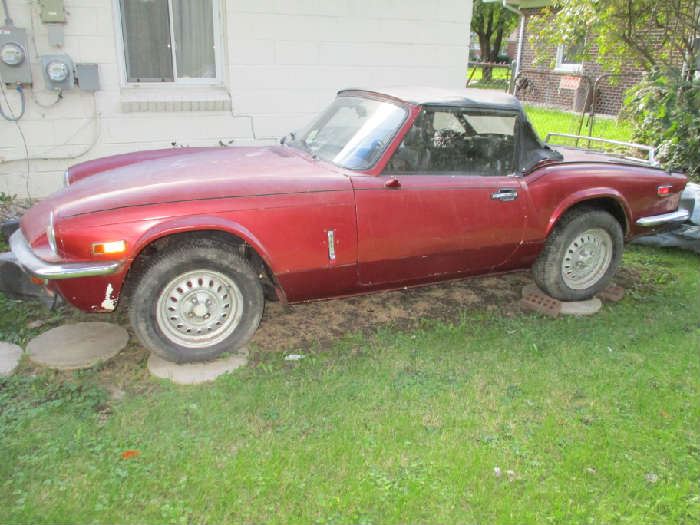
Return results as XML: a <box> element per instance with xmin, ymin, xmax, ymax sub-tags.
<box><xmin>624</xmin><ymin>71</ymin><xmax>700</xmax><ymax>182</ymax></box>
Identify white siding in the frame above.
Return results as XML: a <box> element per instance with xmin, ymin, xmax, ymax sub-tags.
<box><xmin>0</xmin><ymin>0</ymin><xmax>472</xmax><ymax>197</ymax></box>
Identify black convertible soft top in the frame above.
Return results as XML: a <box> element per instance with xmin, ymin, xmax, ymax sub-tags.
<box><xmin>338</xmin><ymin>86</ymin><xmax>523</xmax><ymax>112</ymax></box>
<box><xmin>339</xmin><ymin>86</ymin><xmax>562</xmax><ymax>173</ymax></box>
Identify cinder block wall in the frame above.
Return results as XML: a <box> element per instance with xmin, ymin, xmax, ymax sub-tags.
<box><xmin>0</xmin><ymin>0</ymin><xmax>472</xmax><ymax>198</ymax></box>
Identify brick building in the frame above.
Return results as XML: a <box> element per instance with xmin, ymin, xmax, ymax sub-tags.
<box><xmin>489</xmin><ymin>0</ymin><xmax>677</xmax><ymax>116</ymax></box>
<box><xmin>516</xmin><ymin>7</ymin><xmax>648</xmax><ymax>115</ymax></box>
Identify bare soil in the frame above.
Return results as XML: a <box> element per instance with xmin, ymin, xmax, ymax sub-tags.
<box><xmin>249</xmin><ymin>270</ymin><xmax>533</xmax><ymax>354</ymax></box>
<box><xmin>13</xmin><ymin>270</ymin><xmax>535</xmax><ymax>394</ymax></box>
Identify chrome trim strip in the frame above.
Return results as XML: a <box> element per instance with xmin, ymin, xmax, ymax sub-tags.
<box><xmin>327</xmin><ymin>229</ymin><xmax>336</xmax><ymax>261</ymax></box>
<box><xmin>9</xmin><ymin>230</ymin><xmax>122</xmax><ymax>280</ymax></box>
<box><xmin>635</xmin><ymin>209</ymin><xmax>690</xmax><ymax>227</ymax></box>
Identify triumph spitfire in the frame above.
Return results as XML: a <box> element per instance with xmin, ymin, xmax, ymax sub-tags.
<box><xmin>9</xmin><ymin>87</ymin><xmax>689</xmax><ymax>362</ymax></box>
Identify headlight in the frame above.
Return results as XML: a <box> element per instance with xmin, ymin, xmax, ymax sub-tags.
<box><xmin>47</xmin><ymin>211</ymin><xmax>58</xmax><ymax>255</ymax></box>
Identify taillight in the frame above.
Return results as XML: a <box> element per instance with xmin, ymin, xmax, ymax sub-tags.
<box><xmin>657</xmin><ymin>185</ymin><xmax>672</xmax><ymax>197</ymax></box>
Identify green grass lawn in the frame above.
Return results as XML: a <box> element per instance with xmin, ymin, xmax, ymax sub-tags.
<box><xmin>1</xmin><ymin>245</ymin><xmax>699</xmax><ymax>524</ymax></box>
<box><xmin>467</xmin><ymin>66</ymin><xmax>511</xmax><ymax>90</ymax></box>
<box><xmin>524</xmin><ymin>105</ymin><xmax>634</xmax><ymax>143</ymax></box>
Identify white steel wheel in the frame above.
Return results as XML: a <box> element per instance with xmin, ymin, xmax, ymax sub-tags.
<box><xmin>156</xmin><ymin>269</ymin><xmax>245</xmax><ymax>349</ymax></box>
<box><xmin>561</xmin><ymin>228</ymin><xmax>614</xmax><ymax>290</ymax></box>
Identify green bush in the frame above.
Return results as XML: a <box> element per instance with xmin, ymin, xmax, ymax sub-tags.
<box><xmin>625</xmin><ymin>71</ymin><xmax>700</xmax><ymax>182</ymax></box>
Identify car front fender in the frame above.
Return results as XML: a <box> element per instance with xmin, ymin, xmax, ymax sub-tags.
<box><xmin>130</xmin><ymin>214</ymin><xmax>285</xmax><ymax>299</ymax></box>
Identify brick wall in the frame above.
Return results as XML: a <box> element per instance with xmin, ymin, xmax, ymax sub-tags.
<box><xmin>515</xmin><ymin>8</ymin><xmax>649</xmax><ymax>116</ymax></box>
<box><xmin>0</xmin><ymin>0</ymin><xmax>472</xmax><ymax>197</ymax></box>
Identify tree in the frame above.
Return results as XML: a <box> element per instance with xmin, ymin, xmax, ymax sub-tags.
<box><xmin>528</xmin><ymin>0</ymin><xmax>700</xmax><ymax>179</ymax></box>
<box><xmin>471</xmin><ymin>0</ymin><xmax>519</xmax><ymax>80</ymax></box>
<box><xmin>528</xmin><ymin>0</ymin><xmax>700</xmax><ymax>79</ymax></box>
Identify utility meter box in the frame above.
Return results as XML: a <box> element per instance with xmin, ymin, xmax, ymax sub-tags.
<box><xmin>41</xmin><ymin>54</ymin><xmax>74</xmax><ymax>90</ymax></box>
<box><xmin>0</xmin><ymin>26</ymin><xmax>32</xmax><ymax>84</ymax></box>
<box><xmin>39</xmin><ymin>0</ymin><xmax>66</xmax><ymax>23</ymax></box>
<box><xmin>76</xmin><ymin>63</ymin><xmax>100</xmax><ymax>91</ymax></box>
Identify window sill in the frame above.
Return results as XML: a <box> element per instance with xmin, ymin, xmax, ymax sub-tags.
<box><xmin>120</xmin><ymin>86</ymin><xmax>232</xmax><ymax>113</ymax></box>
<box><xmin>554</xmin><ymin>65</ymin><xmax>583</xmax><ymax>74</ymax></box>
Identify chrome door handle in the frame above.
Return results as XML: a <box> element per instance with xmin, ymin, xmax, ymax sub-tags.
<box><xmin>491</xmin><ymin>188</ymin><xmax>518</xmax><ymax>201</ymax></box>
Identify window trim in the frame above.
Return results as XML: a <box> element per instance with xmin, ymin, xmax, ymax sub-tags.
<box><xmin>113</xmin><ymin>0</ymin><xmax>224</xmax><ymax>87</ymax></box>
<box><xmin>555</xmin><ymin>44</ymin><xmax>583</xmax><ymax>73</ymax></box>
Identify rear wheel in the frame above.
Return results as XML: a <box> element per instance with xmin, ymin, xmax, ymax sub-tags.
<box><xmin>533</xmin><ymin>208</ymin><xmax>623</xmax><ymax>301</ymax></box>
<box><xmin>129</xmin><ymin>239</ymin><xmax>264</xmax><ymax>363</ymax></box>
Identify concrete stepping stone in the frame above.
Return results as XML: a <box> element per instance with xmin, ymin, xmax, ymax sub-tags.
<box><xmin>0</xmin><ymin>342</ymin><xmax>22</xmax><ymax>377</ymax></box>
<box><xmin>147</xmin><ymin>349</ymin><xmax>248</xmax><ymax>385</ymax></box>
<box><xmin>559</xmin><ymin>297</ymin><xmax>602</xmax><ymax>316</ymax></box>
<box><xmin>27</xmin><ymin>322</ymin><xmax>128</xmax><ymax>370</ymax></box>
<box><xmin>521</xmin><ymin>284</ymin><xmax>602</xmax><ymax>317</ymax></box>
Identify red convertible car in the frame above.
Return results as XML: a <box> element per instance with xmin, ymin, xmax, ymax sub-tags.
<box><xmin>10</xmin><ymin>87</ymin><xmax>689</xmax><ymax>362</ymax></box>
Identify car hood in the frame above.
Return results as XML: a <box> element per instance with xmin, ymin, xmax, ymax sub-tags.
<box><xmin>22</xmin><ymin>146</ymin><xmax>348</xmax><ymax>245</ymax></box>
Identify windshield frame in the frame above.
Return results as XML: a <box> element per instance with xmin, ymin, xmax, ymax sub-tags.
<box><xmin>287</xmin><ymin>92</ymin><xmax>411</xmax><ymax>172</ymax></box>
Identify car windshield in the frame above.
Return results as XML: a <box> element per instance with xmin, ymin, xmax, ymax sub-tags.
<box><xmin>288</xmin><ymin>95</ymin><xmax>407</xmax><ymax>170</ymax></box>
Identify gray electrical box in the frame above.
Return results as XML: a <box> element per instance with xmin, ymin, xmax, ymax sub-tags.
<box><xmin>76</xmin><ymin>63</ymin><xmax>100</xmax><ymax>91</ymax></box>
<box><xmin>47</xmin><ymin>23</ymin><xmax>64</xmax><ymax>47</ymax></box>
<box><xmin>39</xmin><ymin>0</ymin><xmax>65</xmax><ymax>23</ymax></box>
<box><xmin>0</xmin><ymin>26</ymin><xmax>32</xmax><ymax>84</ymax></box>
<box><xmin>41</xmin><ymin>54</ymin><xmax>74</xmax><ymax>91</ymax></box>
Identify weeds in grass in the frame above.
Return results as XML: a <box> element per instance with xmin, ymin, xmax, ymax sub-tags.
<box><xmin>0</xmin><ymin>247</ymin><xmax>698</xmax><ymax>524</ymax></box>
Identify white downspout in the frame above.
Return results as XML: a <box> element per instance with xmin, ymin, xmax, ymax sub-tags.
<box><xmin>500</xmin><ymin>0</ymin><xmax>525</xmax><ymax>77</ymax></box>
<box><xmin>515</xmin><ymin>13</ymin><xmax>525</xmax><ymax>76</ymax></box>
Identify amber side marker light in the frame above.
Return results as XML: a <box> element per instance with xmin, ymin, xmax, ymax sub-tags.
<box><xmin>92</xmin><ymin>240</ymin><xmax>127</xmax><ymax>255</ymax></box>
<box><xmin>657</xmin><ymin>185</ymin><xmax>673</xmax><ymax>196</ymax></box>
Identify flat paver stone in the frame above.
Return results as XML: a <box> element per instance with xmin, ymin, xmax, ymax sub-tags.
<box><xmin>147</xmin><ymin>349</ymin><xmax>248</xmax><ymax>385</ymax></box>
<box><xmin>0</xmin><ymin>342</ymin><xmax>22</xmax><ymax>376</ymax></box>
<box><xmin>559</xmin><ymin>297</ymin><xmax>602</xmax><ymax>316</ymax></box>
<box><xmin>27</xmin><ymin>322</ymin><xmax>128</xmax><ymax>370</ymax></box>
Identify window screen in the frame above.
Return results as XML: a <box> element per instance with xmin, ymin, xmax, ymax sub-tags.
<box><xmin>120</xmin><ymin>0</ymin><xmax>217</xmax><ymax>82</ymax></box>
<box><xmin>120</xmin><ymin>0</ymin><xmax>173</xmax><ymax>82</ymax></box>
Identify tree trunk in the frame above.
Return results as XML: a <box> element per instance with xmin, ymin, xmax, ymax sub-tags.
<box><xmin>479</xmin><ymin>34</ymin><xmax>493</xmax><ymax>81</ymax></box>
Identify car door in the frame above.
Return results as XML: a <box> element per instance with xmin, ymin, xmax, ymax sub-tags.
<box><xmin>350</xmin><ymin>107</ymin><xmax>527</xmax><ymax>286</ymax></box>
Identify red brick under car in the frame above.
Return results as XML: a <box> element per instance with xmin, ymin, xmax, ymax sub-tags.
<box><xmin>9</xmin><ymin>87</ymin><xmax>689</xmax><ymax>362</ymax></box>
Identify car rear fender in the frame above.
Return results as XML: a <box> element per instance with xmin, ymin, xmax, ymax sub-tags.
<box><xmin>546</xmin><ymin>188</ymin><xmax>632</xmax><ymax>237</ymax></box>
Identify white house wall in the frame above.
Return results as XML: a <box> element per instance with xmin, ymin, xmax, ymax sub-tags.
<box><xmin>0</xmin><ymin>0</ymin><xmax>472</xmax><ymax>198</ymax></box>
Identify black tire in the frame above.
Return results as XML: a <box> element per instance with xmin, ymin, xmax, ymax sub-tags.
<box><xmin>128</xmin><ymin>238</ymin><xmax>264</xmax><ymax>363</ymax></box>
<box><xmin>532</xmin><ymin>207</ymin><xmax>623</xmax><ymax>301</ymax></box>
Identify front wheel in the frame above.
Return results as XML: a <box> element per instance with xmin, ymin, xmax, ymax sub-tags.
<box><xmin>129</xmin><ymin>239</ymin><xmax>264</xmax><ymax>363</ymax></box>
<box><xmin>533</xmin><ymin>208</ymin><xmax>623</xmax><ymax>301</ymax></box>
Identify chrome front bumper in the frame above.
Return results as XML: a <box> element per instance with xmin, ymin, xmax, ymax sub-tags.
<box><xmin>635</xmin><ymin>209</ymin><xmax>690</xmax><ymax>227</ymax></box>
<box><xmin>9</xmin><ymin>229</ymin><xmax>122</xmax><ymax>280</ymax></box>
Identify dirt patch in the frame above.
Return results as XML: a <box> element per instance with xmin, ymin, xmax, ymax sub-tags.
<box><xmin>14</xmin><ymin>270</ymin><xmax>534</xmax><ymax>390</ymax></box>
<box><xmin>249</xmin><ymin>270</ymin><xmax>534</xmax><ymax>354</ymax></box>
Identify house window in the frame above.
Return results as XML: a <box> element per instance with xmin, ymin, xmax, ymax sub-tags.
<box><xmin>118</xmin><ymin>0</ymin><xmax>220</xmax><ymax>83</ymax></box>
<box><xmin>555</xmin><ymin>39</ymin><xmax>584</xmax><ymax>73</ymax></box>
